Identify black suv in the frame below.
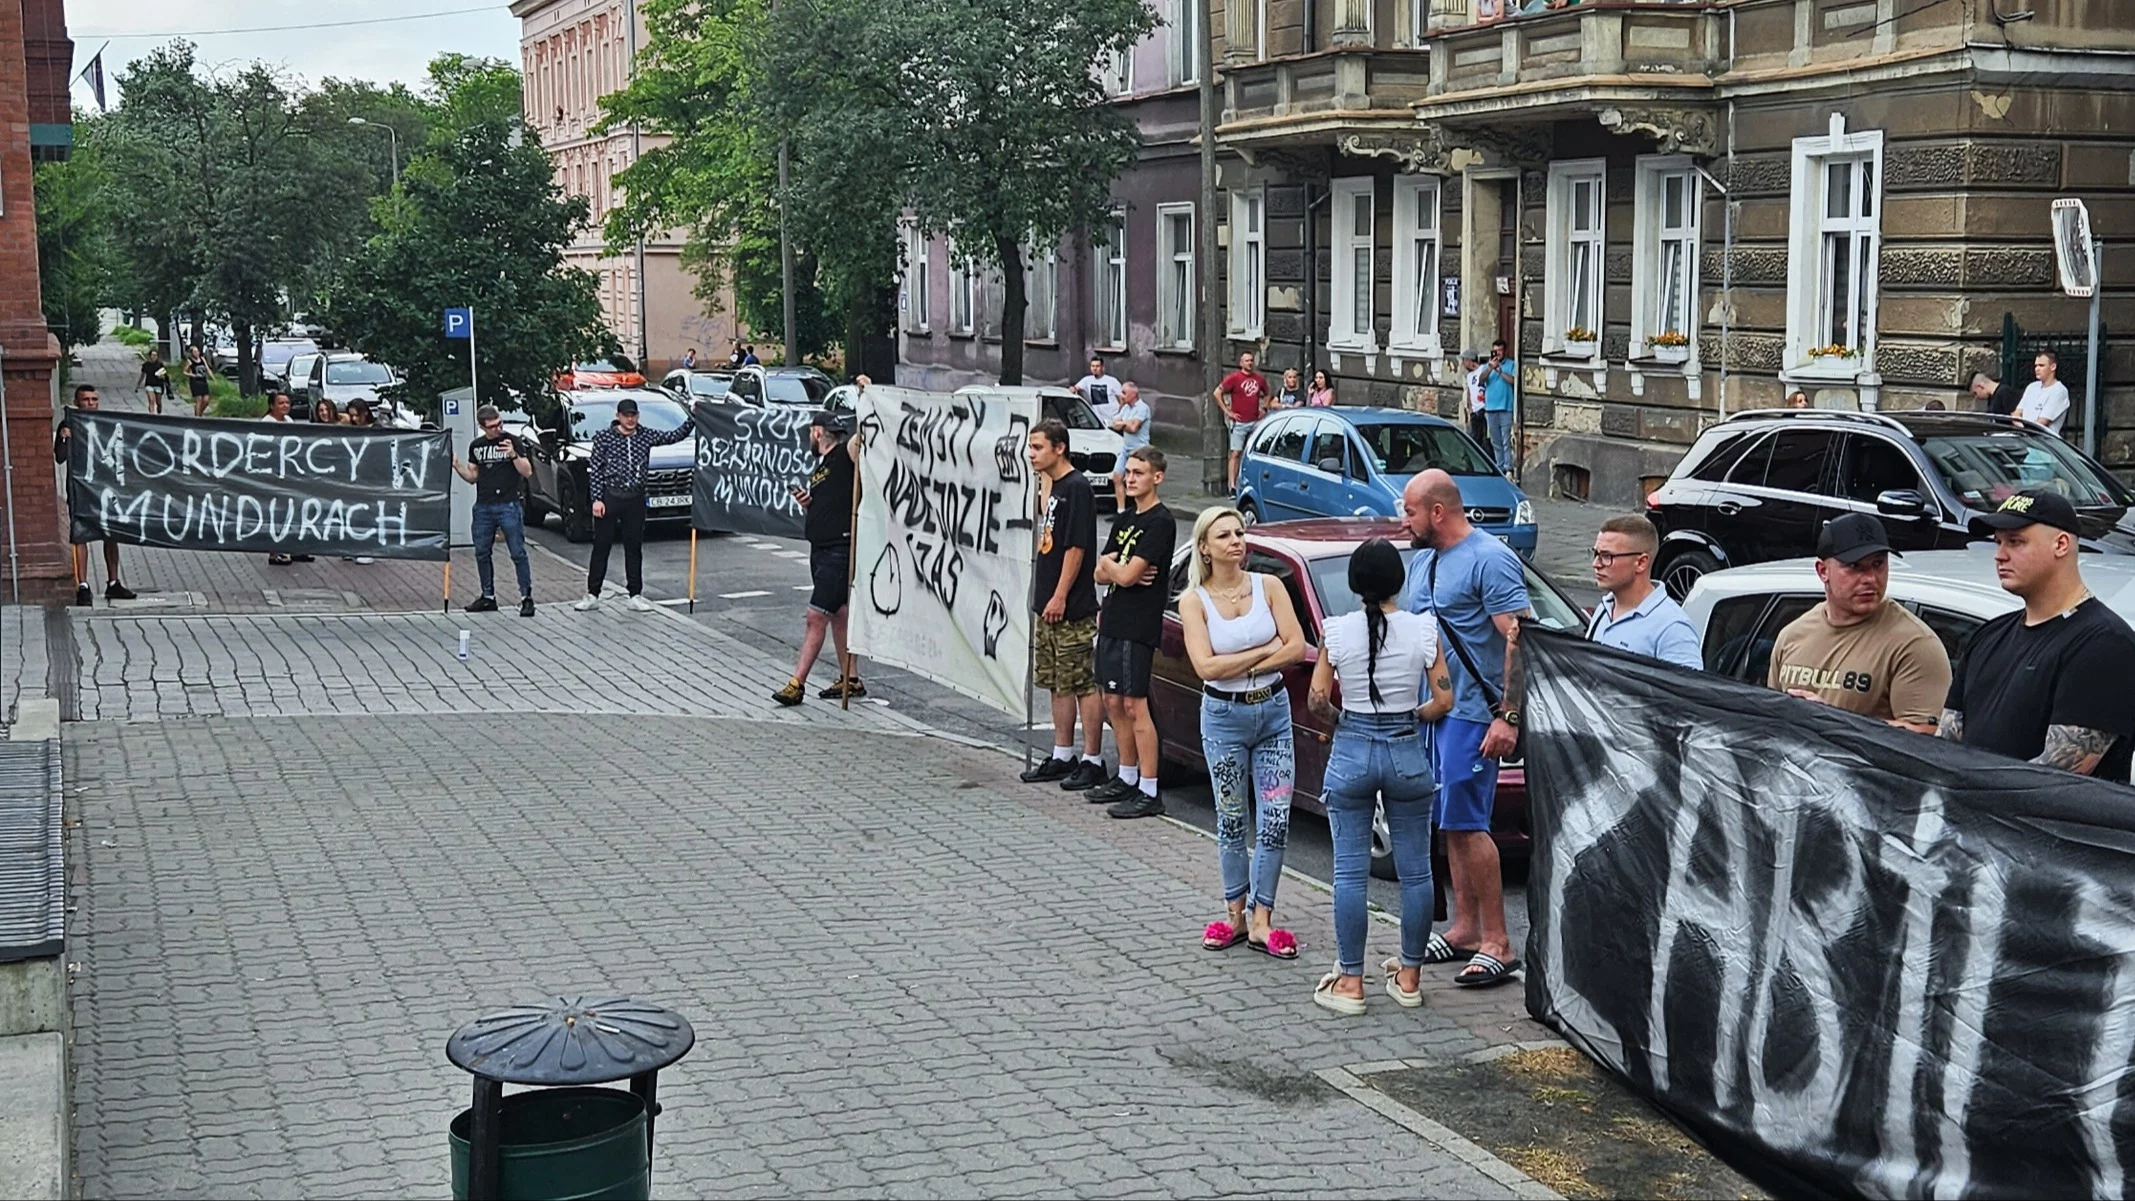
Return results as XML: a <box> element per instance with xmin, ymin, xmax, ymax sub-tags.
<box><xmin>1648</xmin><ymin>409</ymin><xmax>2135</xmax><ymax>598</ymax></box>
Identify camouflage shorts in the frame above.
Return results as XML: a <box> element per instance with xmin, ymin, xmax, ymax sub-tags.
<box><xmin>1033</xmin><ymin>614</ymin><xmax>1098</xmax><ymax>695</ymax></box>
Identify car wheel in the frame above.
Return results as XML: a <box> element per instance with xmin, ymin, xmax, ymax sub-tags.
<box><xmin>561</xmin><ymin>484</ymin><xmax>595</xmax><ymax>543</ymax></box>
<box><xmin>1239</xmin><ymin>498</ymin><xmax>1259</xmax><ymax>527</ymax></box>
<box><xmin>1660</xmin><ymin>548</ymin><xmax>1720</xmax><ymax>601</ymax></box>
<box><xmin>1370</xmin><ymin>798</ymin><xmax>1398</xmax><ymax>881</ymax></box>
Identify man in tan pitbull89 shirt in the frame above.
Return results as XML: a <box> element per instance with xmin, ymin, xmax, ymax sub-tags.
<box><xmin>1766</xmin><ymin>513</ymin><xmax>1952</xmax><ymax>733</ymax></box>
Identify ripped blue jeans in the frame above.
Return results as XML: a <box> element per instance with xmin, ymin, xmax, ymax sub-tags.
<box><xmin>1201</xmin><ymin>690</ymin><xmax>1296</xmax><ymax>912</ymax></box>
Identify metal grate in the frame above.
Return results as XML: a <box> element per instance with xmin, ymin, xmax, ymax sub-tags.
<box><xmin>0</xmin><ymin>740</ymin><xmax>62</xmax><ymax>963</ymax></box>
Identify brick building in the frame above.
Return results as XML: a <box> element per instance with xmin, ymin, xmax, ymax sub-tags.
<box><xmin>510</xmin><ymin>0</ymin><xmax>742</xmax><ymax>374</ymax></box>
<box><xmin>0</xmin><ymin>0</ymin><xmax>70</xmax><ymax>602</ymax></box>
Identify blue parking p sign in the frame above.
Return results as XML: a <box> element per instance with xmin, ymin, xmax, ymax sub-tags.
<box><xmin>443</xmin><ymin>308</ymin><xmax>472</xmax><ymax>339</ymax></box>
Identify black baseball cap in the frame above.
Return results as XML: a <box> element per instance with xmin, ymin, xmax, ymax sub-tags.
<box><xmin>1976</xmin><ymin>487</ymin><xmax>2084</xmax><ymax>536</ymax></box>
<box><xmin>1816</xmin><ymin>512</ymin><xmax>1898</xmax><ymax>565</ymax></box>
<box><xmin>615</xmin><ymin>397</ymin><xmax>640</xmax><ymax>415</ymax></box>
<box><xmin>810</xmin><ymin>410</ymin><xmax>851</xmax><ymax>434</ymax></box>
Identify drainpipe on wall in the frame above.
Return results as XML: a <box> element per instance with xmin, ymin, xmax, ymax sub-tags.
<box><xmin>1305</xmin><ymin>185</ymin><xmax>1327</xmax><ymax>377</ymax></box>
<box><xmin>1721</xmin><ymin>98</ymin><xmax>1736</xmax><ymax>425</ymax></box>
<box><xmin>627</xmin><ymin>0</ymin><xmax>650</xmax><ymax>368</ymax></box>
<box><xmin>1304</xmin><ymin>0</ymin><xmax>1317</xmax><ymax>53</ymax></box>
<box><xmin>1513</xmin><ymin>170</ymin><xmax>1526</xmax><ymax>484</ymax></box>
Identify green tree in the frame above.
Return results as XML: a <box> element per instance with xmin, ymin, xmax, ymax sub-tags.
<box><xmin>34</xmin><ymin>126</ymin><xmax>112</xmax><ymax>360</ymax></box>
<box><xmin>292</xmin><ymin>78</ymin><xmax>433</xmax><ymax>323</ymax></box>
<box><xmin>331</xmin><ymin>58</ymin><xmax>613</xmax><ymax>419</ymax></box>
<box><xmin>89</xmin><ymin>48</ymin><xmax>210</xmax><ymax>361</ymax></box>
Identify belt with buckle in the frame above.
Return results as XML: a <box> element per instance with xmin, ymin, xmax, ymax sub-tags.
<box><xmin>1204</xmin><ymin>683</ymin><xmax>1281</xmax><ymax>705</ymax></box>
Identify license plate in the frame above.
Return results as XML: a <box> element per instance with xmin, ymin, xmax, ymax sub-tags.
<box><xmin>648</xmin><ymin>494</ymin><xmax>691</xmax><ymax>508</ymax></box>
<box><xmin>1089</xmin><ymin>474</ymin><xmax>1112</xmax><ymax>487</ymax></box>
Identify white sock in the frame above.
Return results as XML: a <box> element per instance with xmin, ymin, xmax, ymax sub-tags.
<box><xmin>1083</xmin><ymin>753</ymin><xmax>1103</xmax><ymax>765</ymax></box>
<box><xmin>1139</xmin><ymin>775</ymin><xmax>1159</xmax><ymax>797</ymax></box>
<box><xmin>1119</xmin><ymin>766</ymin><xmax>1140</xmax><ymax>786</ymax></box>
<box><xmin>1052</xmin><ymin>746</ymin><xmax>1074</xmax><ymax>762</ymax></box>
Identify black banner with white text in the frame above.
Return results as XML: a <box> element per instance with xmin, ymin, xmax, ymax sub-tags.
<box><xmin>65</xmin><ymin>410</ymin><xmax>451</xmax><ymax>561</ymax></box>
<box><xmin>690</xmin><ymin>402</ymin><xmax>812</xmax><ymax>539</ymax></box>
<box><xmin>1521</xmin><ymin>628</ymin><xmax>2135</xmax><ymax>1200</ymax></box>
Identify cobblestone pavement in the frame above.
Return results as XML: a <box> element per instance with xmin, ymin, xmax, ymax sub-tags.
<box><xmin>67</xmin><ymin>712</ymin><xmax>1545</xmax><ymax>1200</ymax></box>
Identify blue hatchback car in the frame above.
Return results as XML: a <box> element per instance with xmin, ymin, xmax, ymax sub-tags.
<box><xmin>1234</xmin><ymin>406</ymin><xmax>1539</xmax><ymax>559</ymax></box>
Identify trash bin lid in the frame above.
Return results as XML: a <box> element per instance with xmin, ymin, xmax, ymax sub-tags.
<box><xmin>447</xmin><ymin>996</ymin><xmax>696</xmax><ymax>1086</ymax></box>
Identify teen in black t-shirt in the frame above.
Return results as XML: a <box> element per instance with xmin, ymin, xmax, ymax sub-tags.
<box><xmin>1035</xmin><ymin>469</ymin><xmax>1100</xmax><ymax>622</ymax></box>
<box><xmin>1098</xmin><ymin>502</ymin><xmax>1176</xmax><ymax>650</ymax></box>
<box><xmin>775</xmin><ymin>406</ymin><xmax>865</xmax><ymax>706</ymax></box>
<box><xmin>1945</xmin><ymin>488</ymin><xmax>2135</xmax><ymax>781</ymax></box>
<box><xmin>1022</xmin><ymin>420</ymin><xmax>1109</xmax><ymax>788</ymax></box>
<box><xmin>1093</xmin><ymin>448</ymin><xmax>1176</xmax><ymax>818</ymax></box>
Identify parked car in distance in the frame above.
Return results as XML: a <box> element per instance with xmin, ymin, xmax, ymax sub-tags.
<box><xmin>660</xmin><ymin>369</ymin><xmax>734</xmax><ymax>403</ymax></box>
<box><xmin>212</xmin><ymin>330</ymin><xmax>240</xmax><ymax>373</ymax></box>
<box><xmin>519</xmin><ymin>389</ymin><xmax>696</xmax><ymax>542</ymax></box>
<box><xmin>726</xmin><ymin>365</ymin><xmax>833</xmax><ymax>408</ymax></box>
<box><xmin>556</xmin><ymin>358</ymin><xmax>647</xmax><ymax>390</ymax></box>
<box><xmin>1648</xmin><ymin>408</ymin><xmax>2135</xmax><ymax>601</ymax></box>
<box><xmin>304</xmin><ymin>354</ymin><xmax>399</xmax><ymax>418</ymax></box>
<box><xmin>1149</xmin><ymin>517</ymin><xmax>1585</xmax><ymax>878</ymax></box>
<box><xmin>1234</xmin><ymin>406</ymin><xmax>1538</xmax><ymax>560</ymax></box>
<box><xmin>285</xmin><ymin>351</ymin><xmax>323</xmax><ymax>405</ymax></box>
<box><xmin>259</xmin><ymin>338</ymin><xmax>319</xmax><ymax>389</ymax></box>
<box><xmin>1682</xmin><ymin>547</ymin><xmax>2135</xmax><ymax>692</ymax></box>
<box><xmin>956</xmin><ymin>384</ymin><xmax>1128</xmax><ymax>511</ymax></box>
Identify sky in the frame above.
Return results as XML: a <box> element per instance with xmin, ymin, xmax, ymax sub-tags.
<box><xmin>66</xmin><ymin>1</ymin><xmax>524</xmax><ymax>103</ymax></box>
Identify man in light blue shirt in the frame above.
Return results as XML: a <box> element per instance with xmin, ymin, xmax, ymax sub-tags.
<box><xmin>1105</xmin><ymin>381</ymin><xmax>1152</xmax><ymax>510</ymax></box>
<box><xmin>1482</xmin><ymin>338</ymin><xmax>1517</xmax><ymax>475</ymax></box>
<box><xmin>1401</xmin><ymin>469</ymin><xmax>1529</xmax><ymax>989</ymax></box>
<box><xmin>1586</xmin><ymin>514</ymin><xmax>1702</xmax><ymax>669</ymax></box>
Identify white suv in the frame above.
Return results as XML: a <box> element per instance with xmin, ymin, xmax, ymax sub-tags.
<box><xmin>1681</xmin><ymin>548</ymin><xmax>2135</xmax><ymax>686</ymax></box>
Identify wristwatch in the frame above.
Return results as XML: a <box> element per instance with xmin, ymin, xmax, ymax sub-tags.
<box><xmin>1495</xmin><ymin>705</ymin><xmax>1521</xmax><ymax>728</ymax></box>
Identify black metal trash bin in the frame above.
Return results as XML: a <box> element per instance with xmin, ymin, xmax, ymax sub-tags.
<box><xmin>446</xmin><ymin>996</ymin><xmax>696</xmax><ymax>1201</ymax></box>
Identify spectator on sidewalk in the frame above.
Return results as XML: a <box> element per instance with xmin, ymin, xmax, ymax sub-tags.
<box><xmin>1307</xmin><ymin>536</ymin><xmax>1452</xmax><ymax>1015</ymax></box>
<box><xmin>773</xmin><ymin>408</ymin><xmax>865</xmax><ymax>705</ymax></box>
<box><xmin>574</xmin><ymin>396</ymin><xmax>694</xmax><ymax>613</ymax></box>
<box><xmin>1970</xmin><ymin>371</ymin><xmax>2022</xmax><ymax>416</ymax></box>
<box><xmin>2014</xmin><ymin>350</ymin><xmax>2072</xmax><ymax>437</ymax></box>
<box><xmin>1072</xmin><ymin>355</ymin><xmax>1122</xmax><ymax>415</ymax></box>
<box><xmin>1460</xmin><ymin>350</ymin><xmax>1490</xmax><ymax>455</ymax></box>
<box><xmin>1941</xmin><ymin>489</ymin><xmax>2135</xmax><ymax>780</ymax></box>
<box><xmin>1020</xmin><ymin>418</ymin><xmax>1106</xmax><ymax>789</ymax></box>
<box><xmin>262</xmin><ymin>393</ymin><xmax>313</xmax><ymax>567</ymax></box>
<box><xmin>1768</xmin><ymin>513</ymin><xmax>1950</xmax><ymax>734</ymax></box>
<box><xmin>1180</xmin><ymin>506</ymin><xmax>1308</xmax><ymax>958</ymax></box>
<box><xmin>1271</xmin><ymin>367</ymin><xmax>1304</xmax><ymax>412</ymax></box>
<box><xmin>1308</xmin><ymin>369</ymin><xmax>1335</xmax><ymax>408</ymax></box>
<box><xmin>184</xmin><ymin>346</ymin><xmax>212</xmax><ymax>416</ymax></box>
<box><xmin>1482</xmin><ymin>340</ymin><xmax>1517</xmax><ymax>475</ymax></box>
<box><xmin>52</xmin><ymin>384</ymin><xmax>136</xmax><ymax>606</ymax></box>
<box><xmin>1786</xmin><ymin>390</ymin><xmax>1812</xmax><ymax>409</ymax></box>
<box><xmin>1586</xmin><ymin>514</ymin><xmax>1700</xmax><ymax>669</ymax></box>
<box><xmin>344</xmin><ymin>398</ymin><xmax>376</xmax><ymax>428</ymax></box>
<box><xmin>311</xmin><ymin>398</ymin><xmax>342</xmax><ymax>425</ymax></box>
<box><xmin>1105</xmin><ymin>382</ymin><xmax>1151</xmax><ymax>511</ymax></box>
<box><xmin>683</xmin><ymin>347</ymin><xmax>698</xmax><ymax>370</ymax></box>
<box><xmin>1402</xmin><ymin>469</ymin><xmax>1527</xmax><ymax>988</ymax></box>
<box><xmin>1092</xmin><ymin>448</ymin><xmax>1176</xmax><ymax>819</ymax></box>
<box><xmin>453</xmin><ymin>405</ymin><xmax>538</xmax><ymax>618</ymax></box>
<box><xmin>140</xmin><ymin>348</ymin><xmax>170</xmax><ymax>415</ymax></box>
<box><xmin>1214</xmin><ymin>350</ymin><xmax>1267</xmax><ymax>491</ymax></box>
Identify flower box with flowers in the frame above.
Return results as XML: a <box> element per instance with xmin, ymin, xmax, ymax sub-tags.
<box><xmin>1807</xmin><ymin>344</ymin><xmax>1858</xmax><ymax>362</ymax></box>
<box><xmin>1649</xmin><ymin>330</ymin><xmax>1691</xmax><ymax>364</ymax></box>
<box><xmin>1560</xmin><ymin>327</ymin><xmax>1599</xmax><ymax>359</ymax></box>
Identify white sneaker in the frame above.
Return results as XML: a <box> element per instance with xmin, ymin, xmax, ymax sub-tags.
<box><xmin>573</xmin><ymin>594</ymin><xmax>601</xmax><ymax>611</ymax></box>
<box><xmin>626</xmin><ymin>594</ymin><xmax>655</xmax><ymax>612</ymax></box>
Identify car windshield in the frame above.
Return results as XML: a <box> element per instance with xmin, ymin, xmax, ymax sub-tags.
<box><xmin>688</xmin><ymin>375</ymin><xmax>731</xmax><ymax>396</ymax></box>
<box><xmin>765</xmin><ymin>374</ymin><xmax>831</xmax><ymax>404</ymax></box>
<box><xmin>261</xmin><ymin>342</ymin><xmax>314</xmax><ymax>367</ymax></box>
<box><xmin>1920</xmin><ymin>432</ymin><xmax>2134</xmax><ymax>510</ymax></box>
<box><xmin>1309</xmin><ymin>549</ymin><xmax>1584</xmax><ymax>634</ymax></box>
<box><xmin>1351</xmin><ymin>422</ymin><xmax>1497</xmax><ymax>476</ymax></box>
<box><xmin>578</xmin><ymin>359</ymin><xmax>637</xmax><ymax>375</ymax></box>
<box><xmin>1042</xmin><ymin>395</ymin><xmax>1106</xmax><ymax>430</ymax></box>
<box><xmin>566</xmin><ymin>397</ymin><xmax>690</xmax><ymax>436</ymax></box>
<box><xmin>325</xmin><ymin>360</ymin><xmax>393</xmax><ymax>386</ymax></box>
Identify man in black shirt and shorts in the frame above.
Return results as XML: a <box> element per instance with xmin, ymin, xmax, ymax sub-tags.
<box><xmin>1021</xmin><ymin>419</ymin><xmax>1108</xmax><ymax>790</ymax></box>
<box><xmin>774</xmin><ymin>410</ymin><xmax>864</xmax><ymax>705</ymax></box>
<box><xmin>1093</xmin><ymin>447</ymin><xmax>1176</xmax><ymax>818</ymax></box>
<box><xmin>452</xmin><ymin>404</ymin><xmax>538</xmax><ymax>616</ymax></box>
<box><xmin>1940</xmin><ymin>488</ymin><xmax>2135</xmax><ymax>780</ymax></box>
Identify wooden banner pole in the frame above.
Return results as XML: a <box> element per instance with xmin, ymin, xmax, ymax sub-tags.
<box><xmin>841</xmin><ymin>430</ymin><xmax>863</xmax><ymax>713</ymax></box>
<box><xmin>688</xmin><ymin>528</ymin><xmax>699</xmax><ymax>614</ymax></box>
<box><xmin>442</xmin><ymin>560</ymin><xmax>452</xmax><ymax>614</ymax></box>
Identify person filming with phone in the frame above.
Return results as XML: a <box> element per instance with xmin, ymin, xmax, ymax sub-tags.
<box><xmin>774</xmin><ymin>398</ymin><xmax>866</xmax><ymax>706</ymax></box>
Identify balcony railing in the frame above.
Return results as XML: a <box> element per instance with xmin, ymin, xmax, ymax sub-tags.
<box><xmin>1423</xmin><ymin>3</ymin><xmax>1725</xmax><ymax>106</ymax></box>
<box><xmin>1220</xmin><ymin>48</ymin><xmax>1436</xmax><ymax>139</ymax></box>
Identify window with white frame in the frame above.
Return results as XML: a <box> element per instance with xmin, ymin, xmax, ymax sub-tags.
<box><xmin>1329</xmin><ymin>177</ymin><xmax>1375</xmax><ymax>349</ymax></box>
<box><xmin>1157</xmin><ymin>203</ymin><xmax>1195</xmax><ymax>349</ymax></box>
<box><xmin>1631</xmin><ymin>157</ymin><xmax>1699</xmax><ymax>357</ymax></box>
<box><xmin>902</xmin><ymin>225</ymin><xmax>930</xmax><ymax>333</ymax></box>
<box><xmin>1169</xmin><ymin>0</ymin><xmax>1202</xmax><ymax>85</ymax></box>
<box><xmin>1545</xmin><ymin>159</ymin><xmax>1606</xmax><ymax>353</ymax></box>
<box><xmin>1025</xmin><ymin>239</ymin><xmax>1058</xmax><ymax>341</ymax></box>
<box><xmin>1785</xmin><ymin>118</ymin><xmax>1883</xmax><ymax>371</ymax></box>
<box><xmin>1390</xmin><ymin>175</ymin><xmax>1442</xmax><ymax>354</ymax></box>
<box><xmin>949</xmin><ymin>248</ymin><xmax>975</xmax><ymax>335</ymax></box>
<box><xmin>1095</xmin><ymin>213</ymin><xmax>1127</xmax><ymax>350</ymax></box>
<box><xmin>1229</xmin><ymin>191</ymin><xmax>1265</xmax><ymax>339</ymax></box>
<box><xmin>1103</xmin><ymin>47</ymin><xmax>1132</xmax><ymax>96</ymax></box>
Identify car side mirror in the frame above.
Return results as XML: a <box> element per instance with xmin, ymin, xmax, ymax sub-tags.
<box><xmin>1875</xmin><ymin>489</ymin><xmax>1931</xmax><ymax>519</ymax></box>
<box><xmin>1316</xmin><ymin>456</ymin><xmax>1346</xmax><ymax>476</ymax></box>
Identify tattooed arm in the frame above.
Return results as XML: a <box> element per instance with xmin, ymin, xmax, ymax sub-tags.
<box><xmin>1935</xmin><ymin>708</ymin><xmax>1963</xmax><ymax>742</ymax></box>
<box><xmin>2033</xmin><ymin>724</ymin><xmax>2119</xmax><ymax>776</ymax></box>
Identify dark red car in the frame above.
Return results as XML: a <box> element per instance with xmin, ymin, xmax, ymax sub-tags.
<box><xmin>1149</xmin><ymin>517</ymin><xmax>1587</xmax><ymax>877</ymax></box>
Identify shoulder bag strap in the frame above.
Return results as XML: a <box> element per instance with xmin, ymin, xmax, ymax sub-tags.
<box><xmin>1427</xmin><ymin>553</ymin><xmax>1505</xmax><ymax>711</ymax></box>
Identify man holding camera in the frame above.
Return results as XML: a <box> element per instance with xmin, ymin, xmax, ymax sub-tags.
<box><xmin>774</xmin><ymin>402</ymin><xmax>865</xmax><ymax>706</ymax></box>
<box><xmin>453</xmin><ymin>404</ymin><xmax>538</xmax><ymax>617</ymax></box>
<box><xmin>1482</xmin><ymin>339</ymin><xmax>1517</xmax><ymax>476</ymax></box>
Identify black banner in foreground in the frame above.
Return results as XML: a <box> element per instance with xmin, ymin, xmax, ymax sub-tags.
<box><xmin>65</xmin><ymin>410</ymin><xmax>451</xmax><ymax>561</ymax></box>
<box><xmin>690</xmin><ymin>402</ymin><xmax>813</xmax><ymax>539</ymax></box>
<box><xmin>1521</xmin><ymin>627</ymin><xmax>2135</xmax><ymax>1201</ymax></box>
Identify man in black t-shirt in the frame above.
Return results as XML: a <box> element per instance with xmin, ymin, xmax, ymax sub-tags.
<box><xmin>453</xmin><ymin>404</ymin><xmax>538</xmax><ymax>616</ymax></box>
<box><xmin>53</xmin><ymin>384</ymin><xmax>136</xmax><ymax>606</ymax></box>
<box><xmin>1094</xmin><ymin>447</ymin><xmax>1176</xmax><ymax>819</ymax></box>
<box><xmin>1020</xmin><ymin>419</ymin><xmax>1107</xmax><ymax>790</ymax></box>
<box><xmin>774</xmin><ymin>405</ymin><xmax>865</xmax><ymax>706</ymax></box>
<box><xmin>1941</xmin><ymin>488</ymin><xmax>2135</xmax><ymax>781</ymax></box>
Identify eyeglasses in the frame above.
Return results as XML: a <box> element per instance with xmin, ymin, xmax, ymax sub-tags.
<box><xmin>1591</xmin><ymin>549</ymin><xmax>1647</xmax><ymax>566</ymax></box>
<box><xmin>480</xmin><ymin>420</ymin><xmax>502</xmax><ymax>431</ymax></box>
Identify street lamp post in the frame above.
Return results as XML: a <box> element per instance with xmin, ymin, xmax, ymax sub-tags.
<box><xmin>347</xmin><ymin>117</ymin><xmax>399</xmax><ymax>192</ymax></box>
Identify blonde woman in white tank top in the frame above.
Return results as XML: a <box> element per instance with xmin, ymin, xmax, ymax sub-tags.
<box><xmin>1179</xmin><ymin>508</ymin><xmax>1309</xmax><ymax>957</ymax></box>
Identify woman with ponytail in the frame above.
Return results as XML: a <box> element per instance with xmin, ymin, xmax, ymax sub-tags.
<box><xmin>1305</xmin><ymin>537</ymin><xmax>1454</xmax><ymax>1015</ymax></box>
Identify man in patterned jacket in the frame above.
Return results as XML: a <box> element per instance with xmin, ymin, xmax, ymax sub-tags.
<box><xmin>573</xmin><ymin>396</ymin><xmax>695</xmax><ymax>612</ymax></box>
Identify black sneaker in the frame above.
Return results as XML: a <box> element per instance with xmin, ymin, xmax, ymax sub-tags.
<box><xmin>518</xmin><ymin>597</ymin><xmax>535</xmax><ymax>618</ymax></box>
<box><xmin>818</xmin><ymin>677</ymin><xmax>867</xmax><ymax>700</ymax></box>
<box><xmin>105</xmin><ymin>582</ymin><xmax>137</xmax><ymax>601</ymax></box>
<box><xmin>1087</xmin><ymin>776</ymin><xmax>1140</xmax><ymax>804</ymax></box>
<box><xmin>466</xmin><ymin>596</ymin><xmax>500</xmax><ymax>613</ymax></box>
<box><xmin>1019</xmin><ymin>757</ymin><xmax>1075</xmax><ymax>784</ymax></box>
<box><xmin>1107</xmin><ymin>792</ymin><xmax>1166</xmax><ymax>819</ymax></box>
<box><xmin>1059</xmin><ymin>759</ymin><xmax>1108</xmax><ymax>792</ymax></box>
<box><xmin>72</xmin><ymin>584</ymin><xmax>91</xmax><ymax>607</ymax></box>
